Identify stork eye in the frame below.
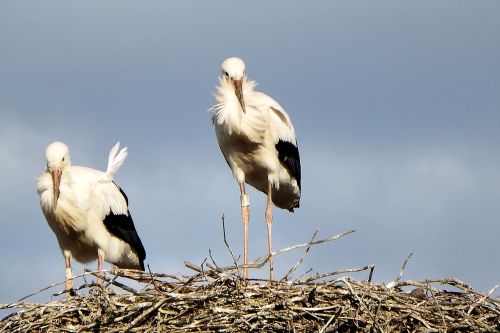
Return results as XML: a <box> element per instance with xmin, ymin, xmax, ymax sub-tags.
<box><xmin>224</xmin><ymin>71</ymin><xmax>229</xmax><ymax>77</ymax></box>
<box><xmin>62</xmin><ymin>157</ymin><xmax>65</xmax><ymax>162</ymax></box>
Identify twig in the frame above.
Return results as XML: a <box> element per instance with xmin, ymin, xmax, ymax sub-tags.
<box><xmin>342</xmin><ymin>277</ymin><xmax>363</xmax><ymax>305</ymax></box>
<box><xmin>124</xmin><ymin>298</ymin><xmax>168</xmax><ymax>332</ymax></box>
<box><xmin>369</xmin><ymin>300</ymin><xmax>382</xmax><ymax>333</ymax></box>
<box><xmin>208</xmin><ymin>249</ymin><xmax>220</xmax><ymax>270</ymax></box>
<box><xmin>305</xmin><ymin>265</ymin><xmax>373</xmax><ymax>283</ymax></box>
<box><xmin>221</xmin><ymin>214</ymin><xmax>240</xmax><ymax>276</ymax></box>
<box><xmin>95</xmin><ymin>272</ymin><xmax>139</xmax><ymax>294</ymax></box>
<box><xmin>396</xmin><ymin>252</ymin><xmax>413</xmax><ymax>282</ymax></box>
<box><xmin>387</xmin><ymin>253</ymin><xmax>413</xmax><ymax>288</ymax></box>
<box><xmin>3</xmin><ymin>269</ymin><xmax>113</xmax><ymax>306</ymax></box>
<box><xmin>368</xmin><ymin>264</ymin><xmax>375</xmax><ymax>283</ymax></box>
<box><xmin>175</xmin><ymin>229</ymin><xmax>357</xmax><ymax>276</ymax></box>
<box><xmin>467</xmin><ymin>284</ymin><xmax>499</xmax><ymax>315</ymax></box>
<box><xmin>297</xmin><ymin>268</ymin><xmax>314</xmax><ymax>281</ymax></box>
<box><xmin>428</xmin><ymin>287</ymin><xmax>447</xmax><ymax>330</ymax></box>
<box><xmin>146</xmin><ymin>264</ymin><xmax>175</xmax><ymax>293</ymax></box>
<box><xmin>199</xmin><ymin>257</ymin><xmax>208</xmax><ymax>280</ymax></box>
<box><xmin>184</xmin><ymin>261</ymin><xmax>203</xmax><ymax>273</ymax></box>
<box><xmin>318</xmin><ymin>306</ymin><xmax>342</xmax><ymax>333</ymax></box>
<box><xmin>252</xmin><ymin>229</ymin><xmax>356</xmax><ymax>268</ymax></box>
<box><xmin>281</xmin><ymin>229</ymin><xmax>318</xmax><ymax>282</ymax></box>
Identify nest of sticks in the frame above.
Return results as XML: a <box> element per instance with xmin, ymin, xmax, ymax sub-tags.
<box><xmin>1</xmin><ymin>229</ymin><xmax>499</xmax><ymax>332</ymax></box>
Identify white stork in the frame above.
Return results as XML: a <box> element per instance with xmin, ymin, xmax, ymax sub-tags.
<box><xmin>37</xmin><ymin>141</ymin><xmax>146</xmax><ymax>290</ymax></box>
<box><xmin>210</xmin><ymin>57</ymin><xmax>301</xmax><ymax>280</ymax></box>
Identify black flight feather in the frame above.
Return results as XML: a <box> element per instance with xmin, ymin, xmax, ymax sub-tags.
<box><xmin>275</xmin><ymin>140</ymin><xmax>301</xmax><ymax>190</ymax></box>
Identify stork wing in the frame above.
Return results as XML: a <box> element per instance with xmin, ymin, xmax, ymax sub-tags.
<box><xmin>275</xmin><ymin>139</ymin><xmax>301</xmax><ymax>190</ymax></box>
<box><xmin>97</xmin><ymin>180</ymin><xmax>146</xmax><ymax>269</ymax></box>
<box><xmin>103</xmin><ymin>210</ymin><xmax>146</xmax><ymax>270</ymax></box>
<box><xmin>260</xmin><ymin>93</ymin><xmax>301</xmax><ymax>190</ymax></box>
<box><xmin>103</xmin><ymin>182</ymin><xmax>146</xmax><ymax>270</ymax></box>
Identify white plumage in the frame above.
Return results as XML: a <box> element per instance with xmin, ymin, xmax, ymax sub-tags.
<box><xmin>210</xmin><ymin>57</ymin><xmax>301</xmax><ymax>280</ymax></box>
<box><xmin>37</xmin><ymin>141</ymin><xmax>146</xmax><ymax>290</ymax></box>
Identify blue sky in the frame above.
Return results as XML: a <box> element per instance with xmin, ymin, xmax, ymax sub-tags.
<box><xmin>1</xmin><ymin>1</ymin><xmax>499</xmax><ymax>308</ymax></box>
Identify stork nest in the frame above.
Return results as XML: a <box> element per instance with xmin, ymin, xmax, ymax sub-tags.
<box><xmin>1</xmin><ymin>230</ymin><xmax>499</xmax><ymax>332</ymax></box>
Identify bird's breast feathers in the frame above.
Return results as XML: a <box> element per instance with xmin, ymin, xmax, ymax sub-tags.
<box><xmin>212</xmin><ymin>80</ymin><xmax>268</xmax><ymax>142</ymax></box>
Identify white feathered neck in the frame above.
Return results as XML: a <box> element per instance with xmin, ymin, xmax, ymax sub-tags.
<box><xmin>210</xmin><ymin>77</ymin><xmax>270</xmax><ymax>143</ymax></box>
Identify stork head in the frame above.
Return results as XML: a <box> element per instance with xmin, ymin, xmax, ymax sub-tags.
<box><xmin>221</xmin><ymin>57</ymin><xmax>246</xmax><ymax>113</ymax></box>
<box><xmin>45</xmin><ymin>141</ymin><xmax>71</xmax><ymax>207</ymax></box>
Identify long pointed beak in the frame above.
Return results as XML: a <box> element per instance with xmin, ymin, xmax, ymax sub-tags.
<box><xmin>51</xmin><ymin>169</ymin><xmax>62</xmax><ymax>207</ymax></box>
<box><xmin>232</xmin><ymin>79</ymin><xmax>246</xmax><ymax>113</ymax></box>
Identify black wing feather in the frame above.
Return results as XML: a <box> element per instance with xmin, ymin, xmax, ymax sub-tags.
<box><xmin>275</xmin><ymin>140</ymin><xmax>301</xmax><ymax>190</ymax></box>
<box><xmin>103</xmin><ymin>185</ymin><xmax>146</xmax><ymax>270</ymax></box>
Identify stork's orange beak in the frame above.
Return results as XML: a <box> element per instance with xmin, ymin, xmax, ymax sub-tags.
<box><xmin>232</xmin><ymin>79</ymin><xmax>245</xmax><ymax>113</ymax></box>
<box><xmin>51</xmin><ymin>169</ymin><xmax>62</xmax><ymax>207</ymax></box>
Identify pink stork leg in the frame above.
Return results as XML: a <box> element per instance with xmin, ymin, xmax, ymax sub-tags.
<box><xmin>97</xmin><ymin>249</ymin><xmax>104</xmax><ymax>286</ymax></box>
<box><xmin>265</xmin><ymin>180</ymin><xmax>274</xmax><ymax>281</ymax></box>
<box><xmin>239</xmin><ymin>182</ymin><xmax>250</xmax><ymax>279</ymax></box>
<box><xmin>64</xmin><ymin>252</ymin><xmax>73</xmax><ymax>290</ymax></box>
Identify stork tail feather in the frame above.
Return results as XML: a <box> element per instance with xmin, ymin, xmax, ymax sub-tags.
<box><xmin>106</xmin><ymin>142</ymin><xmax>128</xmax><ymax>177</ymax></box>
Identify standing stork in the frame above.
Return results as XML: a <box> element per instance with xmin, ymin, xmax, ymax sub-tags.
<box><xmin>210</xmin><ymin>57</ymin><xmax>301</xmax><ymax>280</ymax></box>
<box><xmin>37</xmin><ymin>141</ymin><xmax>146</xmax><ymax>290</ymax></box>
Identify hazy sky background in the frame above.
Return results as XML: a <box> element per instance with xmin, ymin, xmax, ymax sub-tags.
<box><xmin>1</xmin><ymin>1</ymin><xmax>499</xmax><ymax>310</ymax></box>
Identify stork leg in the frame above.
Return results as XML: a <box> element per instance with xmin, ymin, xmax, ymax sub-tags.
<box><xmin>97</xmin><ymin>250</ymin><xmax>104</xmax><ymax>286</ymax></box>
<box><xmin>64</xmin><ymin>252</ymin><xmax>73</xmax><ymax>290</ymax></box>
<box><xmin>239</xmin><ymin>182</ymin><xmax>250</xmax><ymax>279</ymax></box>
<box><xmin>265</xmin><ymin>180</ymin><xmax>274</xmax><ymax>281</ymax></box>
